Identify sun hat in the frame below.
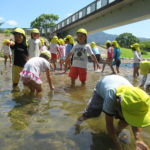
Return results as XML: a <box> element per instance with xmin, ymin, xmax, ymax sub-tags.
<box><xmin>130</xmin><ymin>43</ymin><xmax>141</xmax><ymax>52</ymax></box>
<box><xmin>41</xmin><ymin>50</ymin><xmax>51</xmax><ymax>59</ymax></box>
<box><xmin>12</xmin><ymin>28</ymin><xmax>26</xmax><ymax>36</ymax></box>
<box><xmin>116</xmin><ymin>85</ymin><xmax>150</xmax><ymax>127</ymax></box>
<box><xmin>112</xmin><ymin>40</ymin><xmax>120</xmax><ymax>48</ymax></box>
<box><xmin>77</xmin><ymin>28</ymin><xmax>87</xmax><ymax>36</ymax></box>
<box><xmin>140</xmin><ymin>61</ymin><xmax>150</xmax><ymax>75</ymax></box>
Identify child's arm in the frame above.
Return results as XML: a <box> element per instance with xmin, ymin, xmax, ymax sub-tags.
<box><xmin>46</xmin><ymin>69</ymin><xmax>54</xmax><ymax>90</ymax></box>
<box><xmin>65</xmin><ymin>52</ymin><xmax>73</xmax><ymax>64</ymax></box>
<box><xmin>91</xmin><ymin>54</ymin><xmax>101</xmax><ymax>69</ymax></box>
<box><xmin>105</xmin><ymin>114</ymin><xmax>123</xmax><ymax>150</ymax></box>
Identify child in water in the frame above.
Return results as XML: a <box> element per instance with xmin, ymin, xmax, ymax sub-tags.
<box><xmin>20</xmin><ymin>50</ymin><xmax>54</xmax><ymax>95</ymax></box>
<box><xmin>28</xmin><ymin>28</ymin><xmax>41</xmax><ymax>58</ymax></box>
<box><xmin>49</xmin><ymin>36</ymin><xmax>60</xmax><ymax>71</ymax></box>
<box><xmin>112</xmin><ymin>41</ymin><xmax>121</xmax><ymax>73</ymax></box>
<box><xmin>90</xmin><ymin>42</ymin><xmax>101</xmax><ymax>71</ymax></box>
<box><xmin>75</xmin><ymin>75</ymin><xmax>150</xmax><ymax>150</ymax></box>
<box><xmin>58</xmin><ymin>39</ymin><xmax>66</xmax><ymax>70</ymax></box>
<box><xmin>102</xmin><ymin>40</ymin><xmax>115</xmax><ymax>74</ymax></box>
<box><xmin>65</xmin><ymin>28</ymin><xmax>101</xmax><ymax>87</ymax></box>
<box><xmin>139</xmin><ymin>61</ymin><xmax>150</xmax><ymax>93</ymax></box>
<box><xmin>10</xmin><ymin>28</ymin><xmax>29</xmax><ymax>90</ymax></box>
<box><xmin>131</xmin><ymin>43</ymin><xmax>142</xmax><ymax>78</ymax></box>
<box><xmin>1</xmin><ymin>39</ymin><xmax>12</xmax><ymax>68</ymax></box>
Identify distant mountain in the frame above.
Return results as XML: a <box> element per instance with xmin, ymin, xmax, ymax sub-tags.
<box><xmin>88</xmin><ymin>31</ymin><xmax>150</xmax><ymax>45</ymax></box>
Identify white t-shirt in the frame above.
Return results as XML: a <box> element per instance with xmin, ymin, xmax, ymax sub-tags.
<box><xmin>28</xmin><ymin>38</ymin><xmax>41</xmax><ymax>58</ymax></box>
<box><xmin>71</xmin><ymin>43</ymin><xmax>93</xmax><ymax>68</ymax></box>
<box><xmin>134</xmin><ymin>51</ymin><xmax>142</xmax><ymax>63</ymax></box>
<box><xmin>49</xmin><ymin>44</ymin><xmax>59</xmax><ymax>54</ymax></box>
<box><xmin>1</xmin><ymin>45</ymin><xmax>12</xmax><ymax>55</ymax></box>
<box><xmin>40</xmin><ymin>45</ymin><xmax>47</xmax><ymax>52</ymax></box>
<box><xmin>23</xmin><ymin>57</ymin><xmax>50</xmax><ymax>78</ymax></box>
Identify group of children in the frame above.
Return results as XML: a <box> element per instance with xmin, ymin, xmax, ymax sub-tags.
<box><xmin>0</xmin><ymin>27</ymin><xmax>150</xmax><ymax>150</ymax></box>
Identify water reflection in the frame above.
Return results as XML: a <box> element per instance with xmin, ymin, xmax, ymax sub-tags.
<box><xmin>0</xmin><ymin>62</ymin><xmax>150</xmax><ymax>150</ymax></box>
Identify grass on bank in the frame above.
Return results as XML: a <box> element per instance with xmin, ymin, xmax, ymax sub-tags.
<box><xmin>120</xmin><ymin>48</ymin><xmax>150</xmax><ymax>58</ymax></box>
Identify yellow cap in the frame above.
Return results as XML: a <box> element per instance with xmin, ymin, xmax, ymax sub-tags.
<box><xmin>51</xmin><ymin>36</ymin><xmax>58</xmax><ymax>44</ymax></box>
<box><xmin>40</xmin><ymin>38</ymin><xmax>45</xmax><ymax>46</ymax></box>
<box><xmin>140</xmin><ymin>61</ymin><xmax>150</xmax><ymax>75</ymax></box>
<box><xmin>3</xmin><ymin>39</ymin><xmax>10</xmax><ymax>45</ymax></box>
<box><xmin>65</xmin><ymin>35</ymin><xmax>74</xmax><ymax>44</ymax></box>
<box><xmin>59</xmin><ymin>39</ymin><xmax>65</xmax><ymax>45</ymax></box>
<box><xmin>12</xmin><ymin>28</ymin><xmax>26</xmax><ymax>36</ymax></box>
<box><xmin>105</xmin><ymin>40</ymin><xmax>111</xmax><ymax>44</ymax></box>
<box><xmin>41</xmin><ymin>50</ymin><xmax>51</xmax><ymax>59</ymax></box>
<box><xmin>116</xmin><ymin>85</ymin><xmax>150</xmax><ymax>127</ymax></box>
<box><xmin>131</xmin><ymin>43</ymin><xmax>141</xmax><ymax>52</ymax></box>
<box><xmin>31</xmin><ymin>28</ymin><xmax>40</xmax><ymax>34</ymax></box>
<box><xmin>112</xmin><ymin>40</ymin><xmax>120</xmax><ymax>48</ymax></box>
<box><xmin>77</xmin><ymin>28</ymin><xmax>87</xmax><ymax>36</ymax></box>
<box><xmin>90</xmin><ymin>42</ymin><xmax>96</xmax><ymax>48</ymax></box>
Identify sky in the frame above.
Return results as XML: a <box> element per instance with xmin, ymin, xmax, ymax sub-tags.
<box><xmin>0</xmin><ymin>0</ymin><xmax>150</xmax><ymax>38</ymax></box>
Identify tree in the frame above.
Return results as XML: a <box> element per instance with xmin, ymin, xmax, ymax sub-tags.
<box><xmin>116</xmin><ymin>33</ymin><xmax>140</xmax><ymax>48</ymax></box>
<box><xmin>30</xmin><ymin>14</ymin><xmax>59</xmax><ymax>36</ymax></box>
<box><xmin>4</xmin><ymin>29</ymin><xmax>11</xmax><ymax>36</ymax></box>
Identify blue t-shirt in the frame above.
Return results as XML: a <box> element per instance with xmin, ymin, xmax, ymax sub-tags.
<box><xmin>92</xmin><ymin>47</ymin><xmax>100</xmax><ymax>55</ymax></box>
<box><xmin>96</xmin><ymin>75</ymin><xmax>132</xmax><ymax>115</ymax></box>
<box><xmin>113</xmin><ymin>48</ymin><xmax>121</xmax><ymax>60</ymax></box>
<box><xmin>66</xmin><ymin>44</ymin><xmax>73</xmax><ymax>57</ymax></box>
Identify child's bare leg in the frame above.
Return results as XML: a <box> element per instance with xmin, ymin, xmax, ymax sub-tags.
<box><xmin>71</xmin><ymin>78</ymin><xmax>75</xmax><ymax>87</ymax></box>
<box><xmin>116</xmin><ymin>66</ymin><xmax>120</xmax><ymax>73</ymax></box>
<box><xmin>4</xmin><ymin>56</ymin><xmax>7</xmax><ymax>68</ymax></box>
<box><xmin>93</xmin><ymin>62</ymin><xmax>96</xmax><ymax>71</ymax></box>
<box><xmin>81</xmin><ymin>81</ymin><xmax>86</xmax><ymax>86</ymax></box>
<box><xmin>133</xmin><ymin>67</ymin><xmax>136</xmax><ymax>78</ymax></box>
<box><xmin>9</xmin><ymin>55</ymin><xmax>12</xmax><ymax>65</ymax></box>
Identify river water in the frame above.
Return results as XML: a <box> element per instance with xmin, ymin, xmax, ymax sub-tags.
<box><xmin>0</xmin><ymin>61</ymin><xmax>150</xmax><ymax>150</ymax></box>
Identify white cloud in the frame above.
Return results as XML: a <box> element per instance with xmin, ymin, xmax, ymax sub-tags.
<box><xmin>6</xmin><ymin>20</ymin><xmax>18</xmax><ymax>26</ymax></box>
<box><xmin>0</xmin><ymin>17</ymin><xmax>4</xmax><ymax>21</ymax></box>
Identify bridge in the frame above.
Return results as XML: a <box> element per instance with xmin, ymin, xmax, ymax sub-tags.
<box><xmin>41</xmin><ymin>0</ymin><xmax>150</xmax><ymax>37</ymax></box>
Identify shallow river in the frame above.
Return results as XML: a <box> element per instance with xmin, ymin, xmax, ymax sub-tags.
<box><xmin>0</xmin><ymin>61</ymin><xmax>150</xmax><ymax>150</ymax></box>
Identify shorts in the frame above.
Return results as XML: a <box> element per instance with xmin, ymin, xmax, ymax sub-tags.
<box><xmin>51</xmin><ymin>53</ymin><xmax>57</xmax><ymax>59</ymax></box>
<box><xmin>69</xmin><ymin>67</ymin><xmax>87</xmax><ymax>82</ymax></box>
<box><xmin>95</xmin><ymin>54</ymin><xmax>101</xmax><ymax>63</ymax></box>
<box><xmin>133</xmin><ymin>63</ymin><xmax>140</xmax><ymax>68</ymax></box>
<box><xmin>83</xmin><ymin>90</ymin><xmax>104</xmax><ymax>118</ymax></box>
<box><xmin>12</xmin><ymin>65</ymin><xmax>23</xmax><ymax>84</ymax></box>
<box><xmin>60</xmin><ymin>56</ymin><xmax>66</xmax><ymax>60</ymax></box>
<box><xmin>113</xmin><ymin>59</ymin><xmax>121</xmax><ymax>67</ymax></box>
<box><xmin>20</xmin><ymin>70</ymin><xmax>42</xmax><ymax>84</ymax></box>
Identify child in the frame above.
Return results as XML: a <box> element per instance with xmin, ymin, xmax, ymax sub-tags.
<box><xmin>139</xmin><ymin>61</ymin><xmax>150</xmax><ymax>92</ymax></box>
<box><xmin>131</xmin><ymin>43</ymin><xmax>142</xmax><ymax>78</ymax></box>
<box><xmin>112</xmin><ymin>41</ymin><xmax>121</xmax><ymax>73</ymax></box>
<box><xmin>49</xmin><ymin>36</ymin><xmax>60</xmax><ymax>71</ymax></box>
<box><xmin>64</xmin><ymin>35</ymin><xmax>74</xmax><ymax>72</ymax></box>
<box><xmin>65</xmin><ymin>28</ymin><xmax>101</xmax><ymax>87</ymax></box>
<box><xmin>102</xmin><ymin>40</ymin><xmax>115</xmax><ymax>74</ymax></box>
<box><xmin>75</xmin><ymin>75</ymin><xmax>150</xmax><ymax>150</ymax></box>
<box><xmin>20</xmin><ymin>50</ymin><xmax>54</xmax><ymax>95</ymax></box>
<box><xmin>1</xmin><ymin>39</ymin><xmax>12</xmax><ymax>68</ymax></box>
<box><xmin>58</xmin><ymin>39</ymin><xmax>66</xmax><ymax>70</ymax></box>
<box><xmin>90</xmin><ymin>42</ymin><xmax>101</xmax><ymax>71</ymax></box>
<box><xmin>40</xmin><ymin>38</ymin><xmax>48</xmax><ymax>52</ymax></box>
<box><xmin>28</xmin><ymin>28</ymin><xmax>41</xmax><ymax>58</ymax></box>
<box><xmin>11</xmin><ymin>28</ymin><xmax>29</xmax><ymax>90</ymax></box>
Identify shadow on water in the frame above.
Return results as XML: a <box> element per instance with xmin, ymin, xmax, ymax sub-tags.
<box><xmin>0</xmin><ymin>62</ymin><xmax>150</xmax><ymax>150</ymax></box>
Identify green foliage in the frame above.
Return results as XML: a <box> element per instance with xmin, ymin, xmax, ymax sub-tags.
<box><xmin>140</xmin><ymin>41</ymin><xmax>150</xmax><ymax>51</ymax></box>
<box><xmin>116</xmin><ymin>33</ymin><xmax>140</xmax><ymax>48</ymax></box>
<box><xmin>4</xmin><ymin>29</ymin><xmax>11</xmax><ymax>36</ymax></box>
<box><xmin>30</xmin><ymin>14</ymin><xmax>59</xmax><ymax>31</ymax></box>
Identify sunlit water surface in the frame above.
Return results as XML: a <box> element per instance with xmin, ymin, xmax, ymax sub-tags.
<box><xmin>0</xmin><ymin>61</ymin><xmax>150</xmax><ymax>150</ymax></box>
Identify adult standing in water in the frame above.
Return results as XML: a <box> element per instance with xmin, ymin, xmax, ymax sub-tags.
<box><xmin>75</xmin><ymin>75</ymin><xmax>150</xmax><ymax>150</ymax></box>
